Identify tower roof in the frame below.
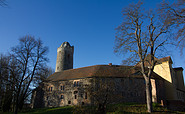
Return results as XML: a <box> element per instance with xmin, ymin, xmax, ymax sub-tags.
<box><xmin>61</xmin><ymin>42</ymin><xmax>71</xmax><ymax>47</ymax></box>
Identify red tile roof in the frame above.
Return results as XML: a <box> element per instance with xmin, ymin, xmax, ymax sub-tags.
<box><xmin>47</xmin><ymin>65</ymin><xmax>162</xmax><ymax>82</ymax></box>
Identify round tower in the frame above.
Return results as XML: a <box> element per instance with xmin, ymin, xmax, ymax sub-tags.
<box><xmin>55</xmin><ymin>42</ymin><xmax>74</xmax><ymax>72</ymax></box>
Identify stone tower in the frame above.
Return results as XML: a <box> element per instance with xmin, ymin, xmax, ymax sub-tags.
<box><xmin>55</xmin><ymin>42</ymin><xmax>74</xmax><ymax>72</ymax></box>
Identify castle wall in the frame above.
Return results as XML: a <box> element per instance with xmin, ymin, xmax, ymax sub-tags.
<box><xmin>32</xmin><ymin>77</ymin><xmax>165</xmax><ymax>108</ymax></box>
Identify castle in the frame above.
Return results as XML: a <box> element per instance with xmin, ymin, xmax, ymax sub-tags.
<box><xmin>31</xmin><ymin>42</ymin><xmax>185</xmax><ymax>109</ymax></box>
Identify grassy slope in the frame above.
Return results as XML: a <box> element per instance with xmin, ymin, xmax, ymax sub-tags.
<box><xmin>1</xmin><ymin>103</ymin><xmax>184</xmax><ymax>114</ymax></box>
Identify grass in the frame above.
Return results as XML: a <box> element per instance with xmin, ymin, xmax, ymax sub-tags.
<box><xmin>0</xmin><ymin>106</ymin><xmax>73</xmax><ymax>114</ymax></box>
<box><xmin>0</xmin><ymin>103</ymin><xmax>184</xmax><ymax>114</ymax></box>
<box><xmin>107</xmin><ymin>103</ymin><xmax>181</xmax><ymax>113</ymax></box>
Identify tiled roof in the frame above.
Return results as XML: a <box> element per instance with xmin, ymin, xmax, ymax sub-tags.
<box><xmin>173</xmin><ymin>67</ymin><xmax>183</xmax><ymax>70</ymax></box>
<box><xmin>47</xmin><ymin>65</ymin><xmax>162</xmax><ymax>82</ymax></box>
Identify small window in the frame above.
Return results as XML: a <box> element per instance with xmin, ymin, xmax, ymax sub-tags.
<box><xmin>48</xmin><ymin>87</ymin><xmax>53</xmax><ymax>91</ymax></box>
<box><xmin>85</xmin><ymin>92</ymin><xmax>87</xmax><ymax>99</ymax></box>
<box><xmin>61</xmin><ymin>95</ymin><xmax>64</xmax><ymax>99</ymax></box>
<box><xmin>75</xmin><ymin>95</ymin><xmax>77</xmax><ymax>99</ymax></box>
<box><xmin>82</xmin><ymin>102</ymin><xmax>84</xmax><ymax>105</ymax></box>
<box><xmin>77</xmin><ymin>81</ymin><xmax>79</xmax><ymax>86</ymax></box>
<box><xmin>74</xmin><ymin>91</ymin><xmax>78</xmax><ymax>94</ymax></box>
<box><xmin>74</xmin><ymin>82</ymin><xmax>76</xmax><ymax>87</ymax></box>
<box><xmin>60</xmin><ymin>85</ymin><xmax>65</xmax><ymax>91</ymax></box>
<box><xmin>74</xmin><ymin>81</ymin><xmax>80</xmax><ymax>87</ymax></box>
<box><xmin>47</xmin><ymin>96</ymin><xmax>49</xmax><ymax>100</ymax></box>
<box><xmin>81</xmin><ymin>94</ymin><xmax>83</xmax><ymax>98</ymax></box>
<box><xmin>68</xmin><ymin>101</ymin><xmax>71</xmax><ymax>104</ymax></box>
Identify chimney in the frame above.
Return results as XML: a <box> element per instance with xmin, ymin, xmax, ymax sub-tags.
<box><xmin>108</xmin><ymin>63</ymin><xmax>112</xmax><ymax>66</ymax></box>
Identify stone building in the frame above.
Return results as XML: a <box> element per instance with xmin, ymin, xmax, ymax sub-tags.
<box><xmin>31</xmin><ymin>42</ymin><xmax>185</xmax><ymax>108</ymax></box>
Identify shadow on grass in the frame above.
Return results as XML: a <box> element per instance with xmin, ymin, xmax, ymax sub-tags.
<box><xmin>19</xmin><ymin>106</ymin><xmax>73</xmax><ymax>114</ymax></box>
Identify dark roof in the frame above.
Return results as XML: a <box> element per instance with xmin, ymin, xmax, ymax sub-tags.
<box><xmin>173</xmin><ymin>67</ymin><xmax>184</xmax><ymax>71</ymax></box>
<box><xmin>47</xmin><ymin>65</ymin><xmax>162</xmax><ymax>82</ymax></box>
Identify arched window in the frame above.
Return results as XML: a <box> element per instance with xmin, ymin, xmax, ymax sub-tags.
<box><xmin>60</xmin><ymin>85</ymin><xmax>65</xmax><ymax>91</ymax></box>
<box><xmin>60</xmin><ymin>95</ymin><xmax>64</xmax><ymax>99</ymax></box>
<box><xmin>48</xmin><ymin>85</ymin><xmax>54</xmax><ymax>92</ymax></box>
<box><xmin>75</xmin><ymin>95</ymin><xmax>77</xmax><ymax>99</ymax></box>
<box><xmin>85</xmin><ymin>92</ymin><xmax>87</xmax><ymax>99</ymax></box>
<box><xmin>74</xmin><ymin>82</ymin><xmax>76</xmax><ymax>87</ymax></box>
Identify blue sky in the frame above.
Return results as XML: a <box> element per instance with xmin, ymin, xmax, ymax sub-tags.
<box><xmin>0</xmin><ymin>0</ymin><xmax>184</xmax><ymax>77</ymax></box>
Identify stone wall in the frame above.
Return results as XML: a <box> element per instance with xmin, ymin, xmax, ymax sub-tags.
<box><xmin>32</xmin><ymin>77</ymin><xmax>165</xmax><ymax>108</ymax></box>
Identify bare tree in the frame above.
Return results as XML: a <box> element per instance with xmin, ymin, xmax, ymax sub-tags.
<box><xmin>0</xmin><ymin>54</ymin><xmax>20</xmax><ymax>112</ymax></box>
<box><xmin>0</xmin><ymin>0</ymin><xmax>7</xmax><ymax>7</ymax></box>
<box><xmin>160</xmin><ymin>0</ymin><xmax>185</xmax><ymax>54</ymax></box>
<box><xmin>85</xmin><ymin>77</ymin><xmax>121</xmax><ymax>114</ymax></box>
<box><xmin>11</xmin><ymin>35</ymin><xmax>48</xmax><ymax>114</ymax></box>
<box><xmin>114</xmin><ymin>2</ymin><xmax>174</xmax><ymax>113</ymax></box>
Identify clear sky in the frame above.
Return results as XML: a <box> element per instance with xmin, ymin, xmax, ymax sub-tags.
<box><xmin>0</xmin><ymin>0</ymin><xmax>184</xmax><ymax>79</ymax></box>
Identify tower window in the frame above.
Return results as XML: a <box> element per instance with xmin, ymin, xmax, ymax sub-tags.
<box><xmin>68</xmin><ymin>101</ymin><xmax>71</xmax><ymax>104</ymax></box>
<box><xmin>75</xmin><ymin>95</ymin><xmax>77</xmax><ymax>99</ymax></box>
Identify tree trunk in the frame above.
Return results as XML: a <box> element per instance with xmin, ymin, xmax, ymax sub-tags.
<box><xmin>145</xmin><ymin>78</ymin><xmax>153</xmax><ymax>113</ymax></box>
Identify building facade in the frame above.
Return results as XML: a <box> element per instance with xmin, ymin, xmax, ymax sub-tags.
<box><xmin>31</xmin><ymin>42</ymin><xmax>185</xmax><ymax>108</ymax></box>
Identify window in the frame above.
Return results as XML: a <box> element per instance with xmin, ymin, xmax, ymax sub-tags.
<box><xmin>81</xmin><ymin>94</ymin><xmax>83</xmax><ymax>98</ymax></box>
<box><xmin>48</xmin><ymin>87</ymin><xmax>53</xmax><ymax>92</ymax></box>
<box><xmin>47</xmin><ymin>96</ymin><xmax>49</xmax><ymax>100</ymax></box>
<box><xmin>61</xmin><ymin>85</ymin><xmax>65</xmax><ymax>91</ymax></box>
<box><xmin>82</xmin><ymin>102</ymin><xmax>84</xmax><ymax>105</ymax></box>
<box><xmin>74</xmin><ymin>82</ymin><xmax>76</xmax><ymax>87</ymax></box>
<box><xmin>77</xmin><ymin>81</ymin><xmax>79</xmax><ymax>86</ymax></box>
<box><xmin>75</xmin><ymin>95</ymin><xmax>77</xmax><ymax>99</ymax></box>
<box><xmin>74</xmin><ymin>91</ymin><xmax>78</xmax><ymax>94</ymax></box>
<box><xmin>85</xmin><ymin>92</ymin><xmax>87</xmax><ymax>99</ymax></box>
<box><xmin>61</xmin><ymin>95</ymin><xmax>64</xmax><ymax>99</ymax></box>
<box><xmin>74</xmin><ymin>81</ymin><xmax>80</xmax><ymax>87</ymax></box>
<box><xmin>68</xmin><ymin>101</ymin><xmax>71</xmax><ymax>104</ymax></box>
